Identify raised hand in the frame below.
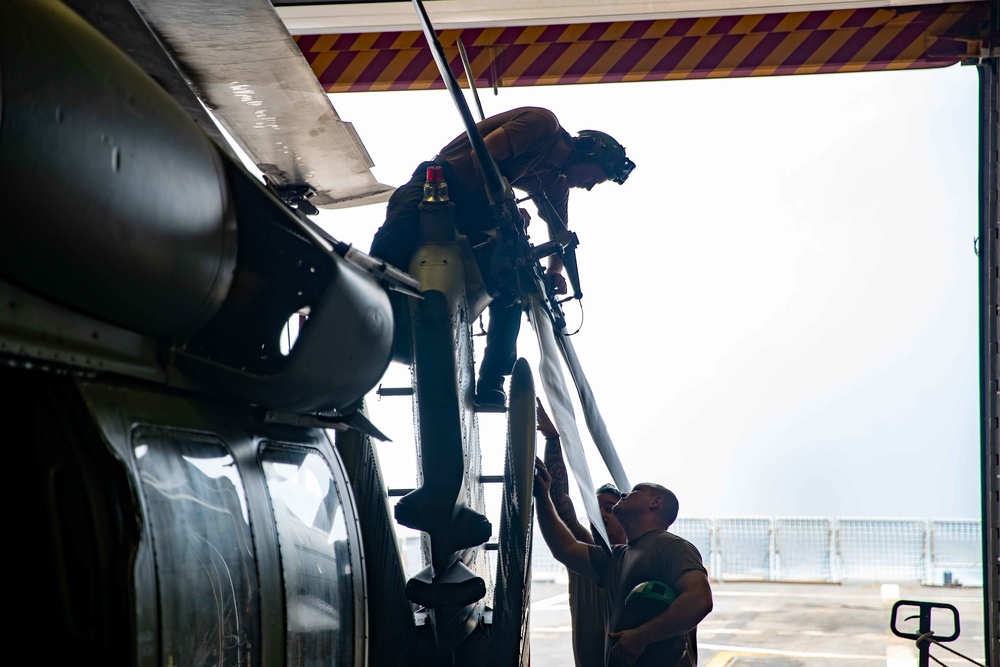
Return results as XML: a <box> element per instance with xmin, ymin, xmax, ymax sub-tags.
<box><xmin>536</xmin><ymin>398</ymin><xmax>559</xmax><ymax>439</ymax></box>
<box><xmin>544</xmin><ymin>270</ymin><xmax>568</xmax><ymax>295</ymax></box>
<box><xmin>533</xmin><ymin>457</ymin><xmax>552</xmax><ymax>498</ymax></box>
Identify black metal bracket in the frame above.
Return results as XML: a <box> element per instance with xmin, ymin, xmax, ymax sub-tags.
<box><xmin>890</xmin><ymin>599</ymin><xmax>961</xmax><ymax>667</ymax></box>
<box><xmin>275</xmin><ymin>184</ymin><xmax>320</xmax><ymax>216</ymax></box>
<box><xmin>256</xmin><ymin>407</ymin><xmax>392</xmax><ymax>442</ymax></box>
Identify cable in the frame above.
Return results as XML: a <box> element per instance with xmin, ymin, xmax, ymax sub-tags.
<box><xmin>918</xmin><ymin>632</ymin><xmax>987</xmax><ymax>666</ymax></box>
<box><xmin>560</xmin><ymin>300</ymin><xmax>583</xmax><ymax>336</ymax></box>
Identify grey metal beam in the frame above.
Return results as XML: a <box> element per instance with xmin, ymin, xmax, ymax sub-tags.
<box><xmin>977</xmin><ymin>51</ymin><xmax>999</xmax><ymax>667</ymax></box>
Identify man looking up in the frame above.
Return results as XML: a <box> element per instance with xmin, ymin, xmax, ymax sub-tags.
<box><xmin>536</xmin><ymin>399</ymin><xmax>626</xmax><ymax>667</ymax></box>
<box><xmin>534</xmin><ymin>463</ymin><xmax>713</xmax><ymax>666</ymax></box>
<box><xmin>369</xmin><ymin>107</ymin><xmax>635</xmax><ymax>411</ymax></box>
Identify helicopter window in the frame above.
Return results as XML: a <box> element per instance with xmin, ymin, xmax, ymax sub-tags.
<box><xmin>279</xmin><ymin>308</ymin><xmax>310</xmax><ymax>357</ymax></box>
<box><xmin>262</xmin><ymin>446</ymin><xmax>355</xmax><ymax>666</ymax></box>
<box><xmin>133</xmin><ymin>431</ymin><xmax>260</xmax><ymax>667</ymax></box>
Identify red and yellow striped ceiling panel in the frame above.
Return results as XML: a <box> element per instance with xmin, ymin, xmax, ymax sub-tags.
<box><xmin>295</xmin><ymin>2</ymin><xmax>989</xmax><ymax>92</ymax></box>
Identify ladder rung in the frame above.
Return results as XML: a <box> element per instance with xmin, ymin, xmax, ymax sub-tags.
<box><xmin>377</xmin><ymin>386</ymin><xmax>414</xmax><ymax>396</ymax></box>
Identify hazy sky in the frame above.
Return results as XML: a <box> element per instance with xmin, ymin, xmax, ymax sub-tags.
<box><xmin>316</xmin><ymin>62</ymin><xmax>981</xmax><ymax>522</ymax></box>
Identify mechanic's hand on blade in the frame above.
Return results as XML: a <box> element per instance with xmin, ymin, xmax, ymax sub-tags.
<box><xmin>533</xmin><ymin>457</ymin><xmax>552</xmax><ymax>498</ymax></box>
<box><xmin>536</xmin><ymin>398</ymin><xmax>559</xmax><ymax>439</ymax></box>
<box><xmin>545</xmin><ymin>271</ymin><xmax>568</xmax><ymax>295</ymax></box>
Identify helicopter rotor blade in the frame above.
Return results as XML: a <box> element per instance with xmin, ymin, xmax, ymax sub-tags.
<box><xmin>456</xmin><ymin>37</ymin><xmax>485</xmax><ymax>123</ymax></box>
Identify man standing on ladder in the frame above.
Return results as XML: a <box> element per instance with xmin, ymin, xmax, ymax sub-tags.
<box><xmin>369</xmin><ymin>106</ymin><xmax>635</xmax><ymax>411</ymax></box>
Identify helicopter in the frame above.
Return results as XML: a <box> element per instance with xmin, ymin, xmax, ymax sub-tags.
<box><xmin>8</xmin><ymin>0</ymin><xmax>614</xmax><ymax>664</ymax></box>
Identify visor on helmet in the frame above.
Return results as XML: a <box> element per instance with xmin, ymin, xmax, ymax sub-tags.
<box><xmin>577</xmin><ymin>129</ymin><xmax>636</xmax><ymax>185</ymax></box>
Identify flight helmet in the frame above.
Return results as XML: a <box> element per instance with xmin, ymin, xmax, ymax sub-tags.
<box><xmin>611</xmin><ymin>581</ymin><xmax>687</xmax><ymax>667</ymax></box>
<box><xmin>575</xmin><ymin>129</ymin><xmax>636</xmax><ymax>185</ymax></box>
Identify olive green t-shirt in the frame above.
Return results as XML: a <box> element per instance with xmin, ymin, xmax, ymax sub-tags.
<box><xmin>589</xmin><ymin>530</ymin><xmax>707</xmax><ymax>666</ymax></box>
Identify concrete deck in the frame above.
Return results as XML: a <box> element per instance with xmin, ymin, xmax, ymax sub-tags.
<box><xmin>528</xmin><ymin>580</ymin><xmax>987</xmax><ymax>666</ymax></box>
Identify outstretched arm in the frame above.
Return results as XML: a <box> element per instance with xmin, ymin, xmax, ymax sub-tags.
<box><xmin>531</xmin><ymin>196</ymin><xmax>569</xmax><ymax>294</ymax></box>
<box><xmin>538</xmin><ymin>399</ymin><xmax>593</xmax><ymax>544</ymax></box>
<box><xmin>482</xmin><ymin>110</ymin><xmax>571</xmax><ymax>294</ymax></box>
<box><xmin>607</xmin><ymin>570</ymin><xmax>714</xmax><ymax>664</ymax></box>
<box><xmin>534</xmin><ymin>458</ymin><xmax>599</xmax><ymax>579</ymax></box>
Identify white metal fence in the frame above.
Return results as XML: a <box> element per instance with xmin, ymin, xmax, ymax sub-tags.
<box><xmin>530</xmin><ymin>517</ymin><xmax>983</xmax><ymax>586</ymax></box>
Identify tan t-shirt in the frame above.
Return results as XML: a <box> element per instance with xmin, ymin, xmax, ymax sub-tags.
<box><xmin>435</xmin><ymin>106</ymin><xmax>571</xmax><ymax>235</ymax></box>
<box><xmin>568</xmin><ymin>570</ymin><xmax>607</xmax><ymax>667</ymax></box>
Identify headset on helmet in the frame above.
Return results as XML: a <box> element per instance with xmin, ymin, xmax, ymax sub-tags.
<box><xmin>576</xmin><ymin>129</ymin><xmax>636</xmax><ymax>185</ymax></box>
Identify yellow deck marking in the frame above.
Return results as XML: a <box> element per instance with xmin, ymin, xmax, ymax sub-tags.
<box><xmin>705</xmin><ymin>651</ymin><xmax>738</xmax><ymax>667</ymax></box>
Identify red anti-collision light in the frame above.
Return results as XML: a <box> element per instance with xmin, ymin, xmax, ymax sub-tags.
<box><xmin>426</xmin><ymin>166</ymin><xmax>444</xmax><ymax>182</ymax></box>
